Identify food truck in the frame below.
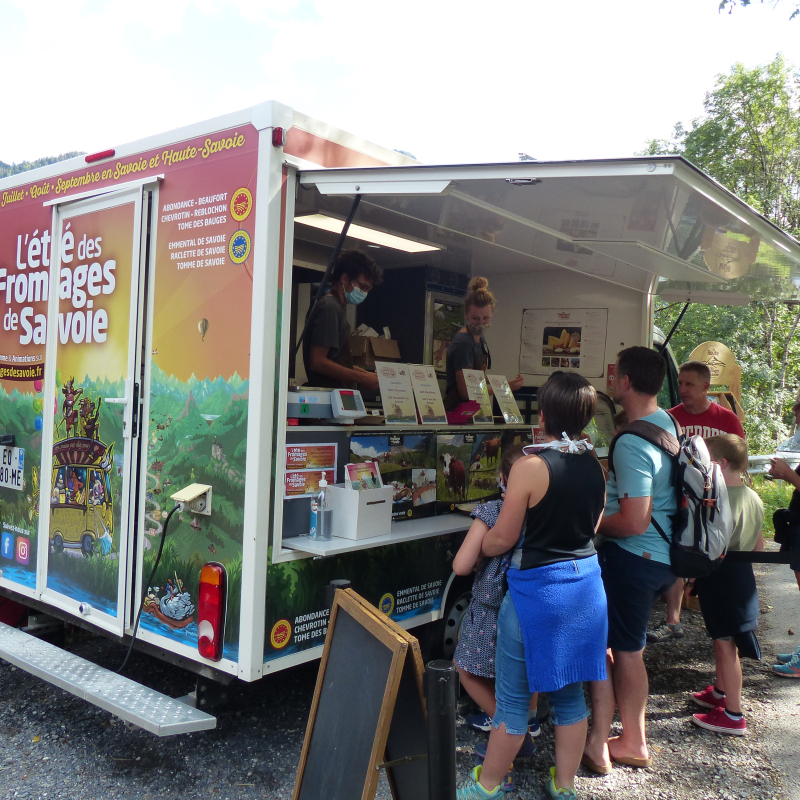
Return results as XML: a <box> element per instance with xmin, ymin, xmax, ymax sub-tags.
<box><xmin>0</xmin><ymin>99</ymin><xmax>799</xmax><ymax>733</ymax></box>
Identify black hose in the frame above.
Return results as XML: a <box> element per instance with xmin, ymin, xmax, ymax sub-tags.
<box><xmin>116</xmin><ymin>504</ymin><xmax>180</xmax><ymax>674</ymax></box>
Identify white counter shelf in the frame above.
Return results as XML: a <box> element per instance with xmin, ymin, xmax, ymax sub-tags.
<box><xmin>281</xmin><ymin>514</ymin><xmax>471</xmax><ymax>557</ymax></box>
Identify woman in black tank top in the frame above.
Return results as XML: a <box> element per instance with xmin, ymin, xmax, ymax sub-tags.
<box><xmin>458</xmin><ymin>373</ymin><xmax>608</xmax><ymax>799</ymax></box>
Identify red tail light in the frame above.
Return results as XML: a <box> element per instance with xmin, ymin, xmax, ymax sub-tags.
<box><xmin>272</xmin><ymin>127</ymin><xmax>286</xmax><ymax>147</ymax></box>
<box><xmin>198</xmin><ymin>563</ymin><xmax>226</xmax><ymax>661</ymax></box>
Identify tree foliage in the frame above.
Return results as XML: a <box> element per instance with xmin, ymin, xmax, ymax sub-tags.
<box><xmin>0</xmin><ymin>152</ymin><xmax>83</xmax><ymax>179</ymax></box>
<box><xmin>646</xmin><ymin>56</ymin><xmax>800</xmax><ymax>453</ymax></box>
<box><xmin>719</xmin><ymin>0</ymin><xmax>800</xmax><ymax>20</ymax></box>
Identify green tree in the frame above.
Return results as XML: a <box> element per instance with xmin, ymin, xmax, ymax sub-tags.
<box><xmin>719</xmin><ymin>0</ymin><xmax>800</xmax><ymax>20</ymax></box>
<box><xmin>646</xmin><ymin>56</ymin><xmax>800</xmax><ymax>452</ymax></box>
<box><xmin>0</xmin><ymin>153</ymin><xmax>84</xmax><ymax>179</ymax></box>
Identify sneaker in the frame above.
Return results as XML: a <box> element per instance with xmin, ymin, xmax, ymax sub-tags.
<box><xmin>457</xmin><ymin>766</ymin><xmax>503</xmax><ymax>799</ymax></box>
<box><xmin>646</xmin><ymin>621</ymin><xmax>684</xmax><ymax>643</ymax></box>
<box><xmin>465</xmin><ymin>712</ymin><xmax>493</xmax><ymax>732</ymax></box>
<box><xmin>528</xmin><ymin>715</ymin><xmax>542</xmax><ymax>738</ymax></box>
<box><xmin>545</xmin><ymin>766</ymin><xmax>578</xmax><ymax>799</ymax></box>
<box><xmin>501</xmin><ymin>764</ymin><xmax>515</xmax><ymax>793</ymax></box>
<box><xmin>691</xmin><ymin>685</ymin><xmax>726</xmax><ymax>710</ymax></box>
<box><xmin>773</xmin><ymin>653</ymin><xmax>800</xmax><ymax>678</ymax></box>
<box><xmin>776</xmin><ymin>646</ymin><xmax>800</xmax><ymax>664</ymax></box>
<box><xmin>691</xmin><ymin>706</ymin><xmax>747</xmax><ymax>736</ymax></box>
<box><xmin>475</xmin><ymin>732</ymin><xmax>536</xmax><ymax>761</ymax></box>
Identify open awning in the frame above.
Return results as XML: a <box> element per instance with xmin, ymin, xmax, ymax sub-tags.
<box><xmin>295</xmin><ymin>157</ymin><xmax>800</xmax><ymax>301</ymax></box>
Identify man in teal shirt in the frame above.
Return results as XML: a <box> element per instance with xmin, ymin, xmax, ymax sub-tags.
<box><xmin>582</xmin><ymin>347</ymin><xmax>677</xmax><ymax>775</ymax></box>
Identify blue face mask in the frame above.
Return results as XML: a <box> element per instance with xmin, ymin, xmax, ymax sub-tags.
<box><xmin>345</xmin><ymin>284</ymin><xmax>368</xmax><ymax>305</ymax></box>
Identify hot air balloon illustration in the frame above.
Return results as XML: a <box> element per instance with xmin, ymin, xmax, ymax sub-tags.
<box><xmin>198</xmin><ymin>318</ymin><xmax>209</xmax><ymax>342</ymax></box>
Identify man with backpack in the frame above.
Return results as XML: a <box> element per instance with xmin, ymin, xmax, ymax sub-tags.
<box><xmin>647</xmin><ymin>360</ymin><xmax>746</xmax><ymax>644</ymax></box>
<box><xmin>582</xmin><ymin>347</ymin><xmax>678</xmax><ymax>774</ymax></box>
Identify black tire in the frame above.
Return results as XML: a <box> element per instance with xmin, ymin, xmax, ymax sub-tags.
<box><xmin>442</xmin><ymin>589</ymin><xmax>472</xmax><ymax>660</ymax></box>
<box><xmin>81</xmin><ymin>535</ymin><xmax>94</xmax><ymax>558</ymax></box>
<box><xmin>52</xmin><ymin>534</ymin><xmax>64</xmax><ymax>554</ymax></box>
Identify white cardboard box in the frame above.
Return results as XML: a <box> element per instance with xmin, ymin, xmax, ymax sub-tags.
<box><xmin>326</xmin><ymin>484</ymin><xmax>393</xmax><ymax>540</ymax></box>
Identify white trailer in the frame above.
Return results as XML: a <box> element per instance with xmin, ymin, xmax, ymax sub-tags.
<box><xmin>0</xmin><ymin>100</ymin><xmax>798</xmax><ymax>734</ymax></box>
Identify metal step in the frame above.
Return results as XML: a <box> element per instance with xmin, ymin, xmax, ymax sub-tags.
<box><xmin>0</xmin><ymin>622</ymin><xmax>216</xmax><ymax>736</ymax></box>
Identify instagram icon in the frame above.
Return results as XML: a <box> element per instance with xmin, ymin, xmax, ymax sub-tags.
<box><xmin>16</xmin><ymin>537</ymin><xmax>29</xmax><ymax>565</ymax></box>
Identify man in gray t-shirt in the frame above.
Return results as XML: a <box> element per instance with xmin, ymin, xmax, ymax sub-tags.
<box><xmin>302</xmin><ymin>251</ymin><xmax>381</xmax><ymax>392</ymax></box>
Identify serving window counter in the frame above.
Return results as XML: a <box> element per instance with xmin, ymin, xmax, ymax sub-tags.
<box><xmin>279</xmin><ymin>425</ymin><xmax>535</xmax><ymax>556</ymax></box>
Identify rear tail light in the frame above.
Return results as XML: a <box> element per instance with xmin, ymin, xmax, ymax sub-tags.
<box><xmin>198</xmin><ymin>562</ymin><xmax>226</xmax><ymax>661</ymax></box>
<box><xmin>272</xmin><ymin>127</ymin><xmax>286</xmax><ymax>147</ymax></box>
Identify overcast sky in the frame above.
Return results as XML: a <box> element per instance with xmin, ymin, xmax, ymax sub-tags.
<box><xmin>3</xmin><ymin>0</ymin><xmax>800</xmax><ymax>166</ymax></box>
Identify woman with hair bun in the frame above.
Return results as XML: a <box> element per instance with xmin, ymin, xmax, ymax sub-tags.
<box><xmin>444</xmin><ymin>277</ymin><xmax>524</xmax><ymax>411</ymax></box>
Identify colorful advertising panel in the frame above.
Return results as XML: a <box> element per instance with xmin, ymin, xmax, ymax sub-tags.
<box><xmin>139</xmin><ymin>127</ymin><xmax>258</xmax><ymax>662</ymax></box>
<box><xmin>264</xmin><ymin>538</ymin><xmax>451</xmax><ymax>663</ymax></box>
<box><xmin>0</xmin><ymin>125</ymin><xmax>258</xmax><ymax>656</ymax></box>
<box><xmin>0</xmin><ymin>181</ymin><xmax>52</xmax><ymax>591</ymax></box>
<box><xmin>45</xmin><ymin>199</ymin><xmax>138</xmax><ymax>621</ymax></box>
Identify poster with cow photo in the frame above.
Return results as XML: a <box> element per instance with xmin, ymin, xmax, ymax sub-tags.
<box><xmin>349</xmin><ymin>432</ymin><xmax>437</xmax><ymax>521</ymax></box>
<box><xmin>436</xmin><ymin>431</ymin><xmax>503</xmax><ymax>510</ymax></box>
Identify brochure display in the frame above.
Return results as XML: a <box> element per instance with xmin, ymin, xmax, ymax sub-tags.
<box><xmin>284</xmin><ymin>443</ymin><xmax>338</xmax><ymax>499</ymax></box>
<box><xmin>487</xmin><ymin>374</ymin><xmax>523</xmax><ymax>424</ymax></box>
<box><xmin>285</xmin><ymin>470</ymin><xmax>336</xmax><ymax>499</ymax></box>
<box><xmin>408</xmin><ymin>365</ymin><xmax>447</xmax><ymax>424</ymax></box>
<box><xmin>345</xmin><ymin>462</ymin><xmax>383</xmax><ymax>490</ymax></box>
<box><xmin>519</xmin><ymin>308</ymin><xmax>608</xmax><ymax>377</ymax></box>
<box><xmin>461</xmin><ymin>369</ymin><xmax>493</xmax><ymax>423</ymax></box>
<box><xmin>376</xmin><ymin>362</ymin><xmax>417</xmax><ymax>424</ymax></box>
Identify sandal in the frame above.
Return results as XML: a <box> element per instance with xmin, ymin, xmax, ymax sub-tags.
<box><xmin>608</xmin><ymin>737</ymin><xmax>652</xmax><ymax>768</ymax></box>
<box><xmin>580</xmin><ymin>752</ymin><xmax>612</xmax><ymax>775</ymax></box>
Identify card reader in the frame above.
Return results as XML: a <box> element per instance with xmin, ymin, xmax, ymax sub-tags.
<box><xmin>287</xmin><ymin>388</ymin><xmax>366</xmax><ymax>424</ymax></box>
<box><xmin>330</xmin><ymin>389</ymin><xmax>366</xmax><ymax>422</ymax></box>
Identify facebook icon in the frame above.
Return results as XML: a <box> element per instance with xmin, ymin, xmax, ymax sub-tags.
<box><xmin>1</xmin><ymin>532</ymin><xmax>13</xmax><ymax>560</ymax></box>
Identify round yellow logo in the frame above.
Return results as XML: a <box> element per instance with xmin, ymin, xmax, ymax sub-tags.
<box><xmin>379</xmin><ymin>593</ymin><xmax>395</xmax><ymax>616</ymax></box>
<box><xmin>230</xmin><ymin>187</ymin><xmax>253</xmax><ymax>222</ymax></box>
<box><xmin>270</xmin><ymin>619</ymin><xmax>292</xmax><ymax>649</ymax></box>
<box><xmin>229</xmin><ymin>229</ymin><xmax>252</xmax><ymax>264</ymax></box>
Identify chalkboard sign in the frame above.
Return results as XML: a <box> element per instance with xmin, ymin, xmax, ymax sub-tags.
<box><xmin>293</xmin><ymin>589</ymin><xmax>408</xmax><ymax>800</ymax></box>
<box><xmin>348</xmin><ymin>591</ymin><xmax>429</xmax><ymax>800</ymax></box>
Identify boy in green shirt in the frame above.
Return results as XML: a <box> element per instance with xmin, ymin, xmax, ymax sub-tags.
<box><xmin>690</xmin><ymin>434</ymin><xmax>764</xmax><ymax>736</ymax></box>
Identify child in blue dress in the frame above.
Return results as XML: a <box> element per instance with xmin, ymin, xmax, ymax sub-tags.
<box><xmin>453</xmin><ymin>446</ymin><xmax>538</xmax><ymax>774</ymax></box>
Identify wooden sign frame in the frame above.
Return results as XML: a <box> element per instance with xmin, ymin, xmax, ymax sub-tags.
<box><xmin>292</xmin><ymin>589</ymin><xmax>409</xmax><ymax>800</ymax></box>
<box><xmin>347</xmin><ymin>591</ymin><xmax>429</xmax><ymax>800</ymax></box>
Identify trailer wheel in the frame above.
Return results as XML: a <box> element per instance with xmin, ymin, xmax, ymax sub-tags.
<box><xmin>441</xmin><ymin>589</ymin><xmax>472</xmax><ymax>660</ymax></box>
<box><xmin>81</xmin><ymin>535</ymin><xmax>94</xmax><ymax>558</ymax></box>
<box><xmin>52</xmin><ymin>534</ymin><xmax>64</xmax><ymax>554</ymax></box>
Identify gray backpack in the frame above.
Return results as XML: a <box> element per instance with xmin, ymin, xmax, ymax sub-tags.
<box><xmin>608</xmin><ymin>415</ymin><xmax>733</xmax><ymax>578</ymax></box>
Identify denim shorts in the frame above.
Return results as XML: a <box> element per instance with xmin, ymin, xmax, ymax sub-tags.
<box><xmin>493</xmin><ymin>594</ymin><xmax>589</xmax><ymax>735</ymax></box>
<box><xmin>597</xmin><ymin>541</ymin><xmax>676</xmax><ymax>652</ymax></box>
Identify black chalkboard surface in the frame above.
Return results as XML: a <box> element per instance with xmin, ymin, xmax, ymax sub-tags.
<box><xmin>383</xmin><ymin>638</ymin><xmax>429</xmax><ymax>800</ymax></box>
<box><xmin>293</xmin><ymin>589</ymin><xmax>408</xmax><ymax>800</ymax></box>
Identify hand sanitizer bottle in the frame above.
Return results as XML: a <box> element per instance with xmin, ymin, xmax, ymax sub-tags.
<box><xmin>309</xmin><ymin>475</ymin><xmax>329</xmax><ymax>540</ymax></box>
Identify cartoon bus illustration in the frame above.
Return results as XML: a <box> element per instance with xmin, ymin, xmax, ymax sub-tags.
<box><xmin>49</xmin><ymin>437</ymin><xmax>114</xmax><ymax>558</ymax></box>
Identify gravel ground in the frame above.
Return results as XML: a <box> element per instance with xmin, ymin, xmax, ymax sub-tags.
<box><xmin>456</xmin><ymin>560</ymin><xmax>787</xmax><ymax>800</ymax></box>
<box><xmin>0</xmin><ymin>559</ymin><xmax>796</xmax><ymax>800</ymax></box>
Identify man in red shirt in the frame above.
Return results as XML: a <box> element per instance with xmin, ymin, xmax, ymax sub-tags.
<box><xmin>647</xmin><ymin>360</ymin><xmax>746</xmax><ymax>644</ymax></box>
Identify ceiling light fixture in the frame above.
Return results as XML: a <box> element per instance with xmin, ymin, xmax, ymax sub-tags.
<box><xmin>294</xmin><ymin>213</ymin><xmax>441</xmax><ymax>253</ymax></box>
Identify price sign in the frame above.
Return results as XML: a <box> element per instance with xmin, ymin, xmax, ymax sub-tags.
<box><xmin>0</xmin><ymin>447</ymin><xmax>24</xmax><ymax>491</ymax></box>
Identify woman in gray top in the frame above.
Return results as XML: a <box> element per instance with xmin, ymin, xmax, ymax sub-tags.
<box><xmin>444</xmin><ymin>277</ymin><xmax>523</xmax><ymax>411</ymax></box>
